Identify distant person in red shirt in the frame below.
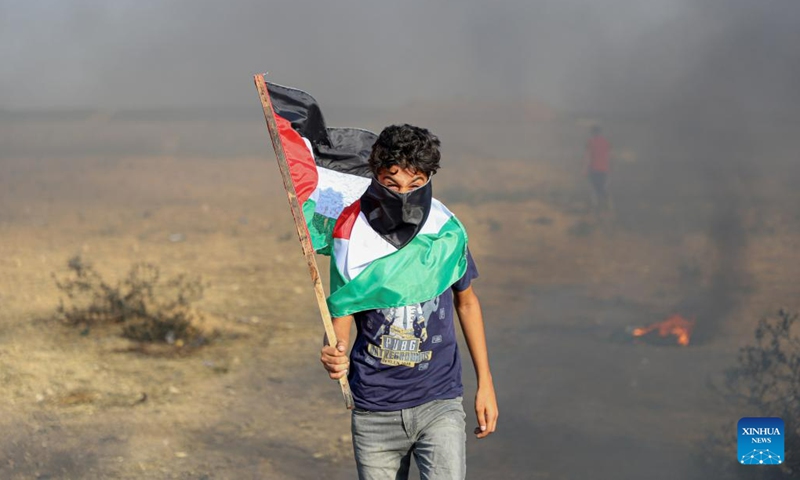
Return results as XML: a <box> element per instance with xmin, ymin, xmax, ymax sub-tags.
<box><xmin>586</xmin><ymin>125</ymin><xmax>611</xmax><ymax>210</ymax></box>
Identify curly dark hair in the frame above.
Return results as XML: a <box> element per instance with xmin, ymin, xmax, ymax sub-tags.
<box><xmin>368</xmin><ymin>124</ymin><xmax>441</xmax><ymax>176</ymax></box>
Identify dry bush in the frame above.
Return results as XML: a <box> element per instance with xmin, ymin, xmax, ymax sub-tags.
<box><xmin>699</xmin><ymin>309</ymin><xmax>800</xmax><ymax>479</ymax></box>
<box><xmin>53</xmin><ymin>256</ymin><xmax>210</xmax><ymax>348</ymax></box>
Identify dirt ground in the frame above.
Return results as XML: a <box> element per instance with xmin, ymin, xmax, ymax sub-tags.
<box><xmin>1</xmin><ymin>113</ymin><xmax>799</xmax><ymax>479</ymax></box>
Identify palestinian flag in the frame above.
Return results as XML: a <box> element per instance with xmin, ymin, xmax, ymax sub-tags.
<box><xmin>262</xmin><ymin>81</ymin><xmax>468</xmax><ymax>318</ymax></box>
<box><xmin>328</xmin><ymin>198</ymin><xmax>468</xmax><ymax>318</ymax></box>
<box><xmin>265</xmin><ymin>81</ymin><xmax>375</xmax><ymax>254</ymax></box>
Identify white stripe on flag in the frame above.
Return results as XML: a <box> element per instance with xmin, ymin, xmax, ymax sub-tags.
<box><xmin>300</xmin><ymin>135</ymin><xmax>370</xmax><ymax>219</ymax></box>
<box><xmin>334</xmin><ymin>199</ymin><xmax>454</xmax><ymax>281</ymax></box>
<box><xmin>419</xmin><ymin>199</ymin><xmax>454</xmax><ymax>235</ymax></box>
<box><xmin>342</xmin><ymin>212</ymin><xmax>399</xmax><ymax>280</ymax></box>
<box><xmin>314</xmin><ymin>167</ymin><xmax>371</xmax><ymax>219</ymax></box>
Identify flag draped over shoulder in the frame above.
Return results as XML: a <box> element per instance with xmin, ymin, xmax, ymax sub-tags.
<box><xmin>265</xmin><ymin>82</ymin><xmax>468</xmax><ymax>318</ymax></box>
<box><xmin>328</xmin><ymin>198</ymin><xmax>468</xmax><ymax>318</ymax></box>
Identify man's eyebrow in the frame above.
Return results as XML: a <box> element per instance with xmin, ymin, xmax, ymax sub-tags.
<box><xmin>380</xmin><ymin>170</ymin><xmax>426</xmax><ymax>182</ymax></box>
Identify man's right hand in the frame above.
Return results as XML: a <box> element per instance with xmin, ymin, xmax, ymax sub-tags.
<box><xmin>320</xmin><ymin>340</ymin><xmax>349</xmax><ymax>380</ymax></box>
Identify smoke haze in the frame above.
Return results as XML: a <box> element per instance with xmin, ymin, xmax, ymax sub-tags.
<box><xmin>2</xmin><ymin>0</ymin><xmax>798</xmax><ymax>115</ymax></box>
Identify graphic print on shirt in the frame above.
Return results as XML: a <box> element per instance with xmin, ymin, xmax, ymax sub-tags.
<box><xmin>367</xmin><ymin>297</ymin><xmax>440</xmax><ymax>367</ymax></box>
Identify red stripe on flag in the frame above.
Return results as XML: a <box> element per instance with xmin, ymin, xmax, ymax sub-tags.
<box><xmin>274</xmin><ymin>113</ymin><xmax>318</xmax><ymax>204</ymax></box>
<box><xmin>333</xmin><ymin>200</ymin><xmax>361</xmax><ymax>240</ymax></box>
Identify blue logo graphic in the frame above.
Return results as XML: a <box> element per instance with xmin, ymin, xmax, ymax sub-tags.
<box><xmin>738</xmin><ymin>417</ymin><xmax>784</xmax><ymax>465</ymax></box>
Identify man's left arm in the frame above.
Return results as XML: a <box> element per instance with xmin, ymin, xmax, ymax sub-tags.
<box><xmin>454</xmin><ymin>285</ymin><xmax>498</xmax><ymax>439</ymax></box>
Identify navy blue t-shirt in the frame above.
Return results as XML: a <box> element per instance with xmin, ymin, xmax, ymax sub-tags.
<box><xmin>348</xmin><ymin>250</ymin><xmax>478</xmax><ymax>411</ymax></box>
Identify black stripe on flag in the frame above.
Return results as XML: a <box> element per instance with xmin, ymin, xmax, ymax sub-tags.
<box><xmin>267</xmin><ymin>82</ymin><xmax>374</xmax><ymax>178</ymax></box>
<box><xmin>321</xmin><ymin>128</ymin><xmax>376</xmax><ymax>177</ymax></box>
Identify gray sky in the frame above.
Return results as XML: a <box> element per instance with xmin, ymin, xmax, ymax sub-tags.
<box><xmin>1</xmin><ymin>0</ymin><xmax>798</xmax><ymax>114</ymax></box>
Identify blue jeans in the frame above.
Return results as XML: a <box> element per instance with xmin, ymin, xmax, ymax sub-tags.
<box><xmin>351</xmin><ymin>397</ymin><xmax>466</xmax><ymax>480</ymax></box>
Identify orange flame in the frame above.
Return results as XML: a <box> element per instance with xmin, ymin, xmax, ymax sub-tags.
<box><xmin>632</xmin><ymin>314</ymin><xmax>695</xmax><ymax>346</ymax></box>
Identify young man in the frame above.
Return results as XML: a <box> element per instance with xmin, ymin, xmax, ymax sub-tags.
<box><xmin>586</xmin><ymin>125</ymin><xmax>611</xmax><ymax>210</ymax></box>
<box><xmin>320</xmin><ymin>124</ymin><xmax>498</xmax><ymax>479</ymax></box>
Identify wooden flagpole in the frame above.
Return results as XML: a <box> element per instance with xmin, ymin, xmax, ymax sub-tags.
<box><xmin>254</xmin><ymin>73</ymin><xmax>354</xmax><ymax>410</ymax></box>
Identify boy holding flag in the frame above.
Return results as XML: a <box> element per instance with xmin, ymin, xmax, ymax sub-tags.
<box><xmin>320</xmin><ymin>124</ymin><xmax>498</xmax><ymax>479</ymax></box>
<box><xmin>256</xmin><ymin>80</ymin><xmax>496</xmax><ymax>479</ymax></box>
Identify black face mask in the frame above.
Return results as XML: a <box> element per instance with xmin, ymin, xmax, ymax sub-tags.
<box><xmin>360</xmin><ymin>177</ymin><xmax>433</xmax><ymax>249</ymax></box>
